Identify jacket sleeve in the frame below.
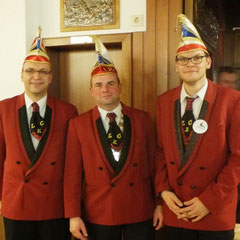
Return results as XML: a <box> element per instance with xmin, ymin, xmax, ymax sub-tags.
<box><xmin>64</xmin><ymin>118</ymin><xmax>83</xmax><ymax>218</ymax></box>
<box><xmin>199</xmin><ymin>97</ymin><xmax>240</xmax><ymax>214</ymax></box>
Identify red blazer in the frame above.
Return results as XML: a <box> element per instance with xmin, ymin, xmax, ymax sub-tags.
<box><xmin>64</xmin><ymin>104</ymin><xmax>156</xmax><ymax>225</ymax></box>
<box><xmin>0</xmin><ymin>94</ymin><xmax>77</xmax><ymax>220</ymax></box>
<box><xmin>155</xmin><ymin>80</ymin><xmax>240</xmax><ymax>231</ymax></box>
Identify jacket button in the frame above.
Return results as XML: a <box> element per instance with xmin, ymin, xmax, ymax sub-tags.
<box><xmin>190</xmin><ymin>185</ymin><xmax>196</xmax><ymax>189</ymax></box>
<box><xmin>98</xmin><ymin>167</ymin><xmax>103</xmax><ymax>171</ymax></box>
<box><xmin>43</xmin><ymin>182</ymin><xmax>48</xmax><ymax>185</ymax></box>
<box><xmin>130</xmin><ymin>182</ymin><xmax>134</xmax><ymax>187</ymax></box>
<box><xmin>178</xmin><ymin>181</ymin><xmax>183</xmax><ymax>186</ymax></box>
<box><xmin>170</xmin><ymin>161</ymin><xmax>175</xmax><ymax>165</ymax></box>
<box><xmin>200</xmin><ymin>166</ymin><xmax>205</xmax><ymax>170</ymax></box>
<box><xmin>133</xmin><ymin>163</ymin><xmax>138</xmax><ymax>167</ymax></box>
<box><xmin>111</xmin><ymin>183</ymin><xmax>115</xmax><ymax>188</ymax></box>
<box><xmin>24</xmin><ymin>179</ymin><xmax>29</xmax><ymax>183</ymax></box>
<box><xmin>50</xmin><ymin>162</ymin><xmax>55</xmax><ymax>165</ymax></box>
<box><xmin>16</xmin><ymin>161</ymin><xmax>21</xmax><ymax>165</ymax></box>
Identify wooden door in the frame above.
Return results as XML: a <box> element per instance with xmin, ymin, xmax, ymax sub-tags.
<box><xmin>44</xmin><ymin>34</ymin><xmax>132</xmax><ymax>114</ymax></box>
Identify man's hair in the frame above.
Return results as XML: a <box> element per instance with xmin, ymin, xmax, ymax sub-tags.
<box><xmin>90</xmin><ymin>75</ymin><xmax>120</xmax><ymax>87</ymax></box>
<box><xmin>21</xmin><ymin>62</ymin><xmax>52</xmax><ymax>72</ymax></box>
<box><xmin>218</xmin><ymin>66</ymin><xmax>237</xmax><ymax>75</ymax></box>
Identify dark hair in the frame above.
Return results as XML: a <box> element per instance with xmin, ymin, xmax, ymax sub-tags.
<box><xmin>90</xmin><ymin>75</ymin><xmax>120</xmax><ymax>87</ymax></box>
<box><xmin>218</xmin><ymin>66</ymin><xmax>237</xmax><ymax>75</ymax></box>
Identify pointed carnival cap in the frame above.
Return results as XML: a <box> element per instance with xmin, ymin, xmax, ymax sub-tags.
<box><xmin>91</xmin><ymin>36</ymin><xmax>117</xmax><ymax>78</ymax></box>
<box><xmin>176</xmin><ymin>14</ymin><xmax>208</xmax><ymax>56</ymax></box>
<box><xmin>24</xmin><ymin>26</ymin><xmax>50</xmax><ymax>65</ymax></box>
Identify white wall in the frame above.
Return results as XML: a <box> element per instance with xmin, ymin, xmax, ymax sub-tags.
<box><xmin>39</xmin><ymin>0</ymin><xmax>146</xmax><ymax>38</ymax></box>
<box><xmin>0</xmin><ymin>0</ymin><xmax>146</xmax><ymax>100</ymax></box>
<box><xmin>25</xmin><ymin>0</ymin><xmax>39</xmax><ymax>50</ymax></box>
<box><xmin>0</xmin><ymin>1</ymin><xmax>26</xmax><ymax>100</ymax></box>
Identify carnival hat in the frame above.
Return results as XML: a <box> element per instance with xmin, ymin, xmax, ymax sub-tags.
<box><xmin>91</xmin><ymin>36</ymin><xmax>117</xmax><ymax>78</ymax></box>
<box><xmin>24</xmin><ymin>26</ymin><xmax>50</xmax><ymax>64</ymax></box>
<box><xmin>176</xmin><ymin>14</ymin><xmax>208</xmax><ymax>56</ymax></box>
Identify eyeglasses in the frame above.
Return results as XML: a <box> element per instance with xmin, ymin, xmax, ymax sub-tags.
<box><xmin>23</xmin><ymin>68</ymin><xmax>51</xmax><ymax>76</ymax></box>
<box><xmin>176</xmin><ymin>55</ymin><xmax>208</xmax><ymax>66</ymax></box>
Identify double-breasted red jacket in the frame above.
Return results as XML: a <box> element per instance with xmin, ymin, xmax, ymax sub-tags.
<box><xmin>0</xmin><ymin>94</ymin><xmax>77</xmax><ymax>220</ymax></box>
<box><xmin>64</xmin><ymin>104</ymin><xmax>156</xmax><ymax>225</ymax></box>
<box><xmin>155</xmin><ymin>80</ymin><xmax>240</xmax><ymax>231</ymax></box>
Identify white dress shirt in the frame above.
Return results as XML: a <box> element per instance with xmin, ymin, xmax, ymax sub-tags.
<box><xmin>180</xmin><ymin>79</ymin><xmax>208</xmax><ymax>120</ymax></box>
<box><xmin>24</xmin><ymin>93</ymin><xmax>47</xmax><ymax>150</ymax></box>
<box><xmin>98</xmin><ymin>103</ymin><xmax>123</xmax><ymax>161</ymax></box>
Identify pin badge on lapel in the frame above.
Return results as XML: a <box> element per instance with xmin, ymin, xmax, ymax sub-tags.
<box><xmin>193</xmin><ymin>119</ymin><xmax>208</xmax><ymax>134</ymax></box>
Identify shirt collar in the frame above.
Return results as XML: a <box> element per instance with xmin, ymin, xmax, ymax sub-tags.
<box><xmin>98</xmin><ymin>103</ymin><xmax>122</xmax><ymax>121</ymax></box>
<box><xmin>180</xmin><ymin>79</ymin><xmax>208</xmax><ymax>104</ymax></box>
<box><xmin>24</xmin><ymin>93</ymin><xmax>47</xmax><ymax>111</ymax></box>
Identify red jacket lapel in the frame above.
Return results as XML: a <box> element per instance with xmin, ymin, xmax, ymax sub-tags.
<box><xmin>112</xmin><ymin>104</ymin><xmax>134</xmax><ymax>182</ymax></box>
<box><xmin>177</xmin><ymin>80</ymin><xmax>217</xmax><ymax>176</ymax></box>
<box><xmin>25</xmin><ymin>95</ymin><xmax>55</xmax><ymax>176</ymax></box>
<box><xmin>170</xmin><ymin>86</ymin><xmax>182</xmax><ymax>169</ymax></box>
<box><xmin>16</xmin><ymin>94</ymin><xmax>32</xmax><ymax>165</ymax></box>
<box><xmin>92</xmin><ymin>106</ymin><xmax>116</xmax><ymax>177</ymax></box>
<box><xmin>92</xmin><ymin>103</ymin><xmax>135</xmax><ymax>181</ymax></box>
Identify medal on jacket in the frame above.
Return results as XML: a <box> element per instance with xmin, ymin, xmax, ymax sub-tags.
<box><xmin>193</xmin><ymin>119</ymin><xmax>208</xmax><ymax>134</ymax></box>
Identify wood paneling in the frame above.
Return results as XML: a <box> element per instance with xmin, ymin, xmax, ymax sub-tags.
<box><xmin>142</xmin><ymin>0</ymin><xmax>157</xmax><ymax>118</ymax></box>
<box><xmin>132</xmin><ymin>32</ymin><xmax>144</xmax><ymax>109</ymax></box>
<box><xmin>184</xmin><ymin>0</ymin><xmax>194</xmax><ymax>20</ymax></box>
<box><xmin>156</xmin><ymin>0</ymin><xmax>169</xmax><ymax>96</ymax></box>
<box><xmin>132</xmin><ymin>0</ymin><xmax>167</xmax><ymax>117</ymax></box>
<box><xmin>168</xmin><ymin>0</ymin><xmax>183</xmax><ymax>89</ymax></box>
<box><xmin>132</xmin><ymin>0</ymin><xmax>183</xmax><ymax>119</ymax></box>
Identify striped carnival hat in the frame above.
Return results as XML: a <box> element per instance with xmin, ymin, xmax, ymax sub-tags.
<box><xmin>91</xmin><ymin>36</ymin><xmax>117</xmax><ymax>78</ymax></box>
<box><xmin>24</xmin><ymin>26</ymin><xmax>50</xmax><ymax>64</ymax></box>
<box><xmin>176</xmin><ymin>14</ymin><xmax>208</xmax><ymax>56</ymax></box>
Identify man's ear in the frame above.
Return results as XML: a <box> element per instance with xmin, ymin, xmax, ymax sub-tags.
<box><xmin>206</xmin><ymin>56</ymin><xmax>212</xmax><ymax>70</ymax></box>
<box><xmin>90</xmin><ymin>87</ymin><xmax>94</xmax><ymax>97</ymax></box>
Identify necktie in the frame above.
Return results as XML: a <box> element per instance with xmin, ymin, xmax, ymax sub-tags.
<box><xmin>106</xmin><ymin>112</ymin><xmax>123</xmax><ymax>151</ymax></box>
<box><xmin>181</xmin><ymin>97</ymin><xmax>197</xmax><ymax>146</ymax></box>
<box><xmin>30</xmin><ymin>102</ymin><xmax>47</xmax><ymax>141</ymax></box>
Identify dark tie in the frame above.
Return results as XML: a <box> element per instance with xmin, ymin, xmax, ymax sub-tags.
<box><xmin>106</xmin><ymin>112</ymin><xmax>123</xmax><ymax>151</ymax></box>
<box><xmin>30</xmin><ymin>102</ymin><xmax>47</xmax><ymax>141</ymax></box>
<box><xmin>181</xmin><ymin>97</ymin><xmax>197</xmax><ymax>145</ymax></box>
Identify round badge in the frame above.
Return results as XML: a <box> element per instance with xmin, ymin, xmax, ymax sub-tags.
<box><xmin>193</xmin><ymin>119</ymin><xmax>208</xmax><ymax>134</ymax></box>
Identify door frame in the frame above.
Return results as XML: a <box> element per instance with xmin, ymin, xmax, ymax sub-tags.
<box><xmin>43</xmin><ymin>34</ymin><xmax>132</xmax><ymax>107</ymax></box>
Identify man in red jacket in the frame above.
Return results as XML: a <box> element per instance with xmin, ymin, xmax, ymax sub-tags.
<box><xmin>155</xmin><ymin>14</ymin><xmax>240</xmax><ymax>240</ymax></box>
<box><xmin>0</xmin><ymin>27</ymin><xmax>78</xmax><ymax>240</ymax></box>
<box><xmin>64</xmin><ymin>36</ymin><xmax>163</xmax><ymax>240</ymax></box>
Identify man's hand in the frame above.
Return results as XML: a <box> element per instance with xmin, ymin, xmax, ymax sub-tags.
<box><xmin>177</xmin><ymin>197</ymin><xmax>209</xmax><ymax>222</ymax></box>
<box><xmin>70</xmin><ymin>217</ymin><xmax>88</xmax><ymax>240</ymax></box>
<box><xmin>161</xmin><ymin>191</ymin><xmax>184</xmax><ymax>214</ymax></box>
<box><xmin>153</xmin><ymin>205</ymin><xmax>164</xmax><ymax>230</ymax></box>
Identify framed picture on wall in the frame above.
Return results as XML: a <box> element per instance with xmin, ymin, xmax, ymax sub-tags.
<box><xmin>60</xmin><ymin>0</ymin><xmax>120</xmax><ymax>32</ymax></box>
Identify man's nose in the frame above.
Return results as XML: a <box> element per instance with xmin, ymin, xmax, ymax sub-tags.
<box><xmin>186</xmin><ymin>59</ymin><xmax>195</xmax><ymax>66</ymax></box>
<box><xmin>33</xmin><ymin>71</ymin><xmax>41</xmax><ymax>77</ymax></box>
<box><xmin>102</xmin><ymin>84</ymin><xmax>109</xmax><ymax>91</ymax></box>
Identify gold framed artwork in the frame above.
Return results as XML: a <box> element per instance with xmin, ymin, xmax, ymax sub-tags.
<box><xmin>60</xmin><ymin>0</ymin><xmax>120</xmax><ymax>32</ymax></box>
